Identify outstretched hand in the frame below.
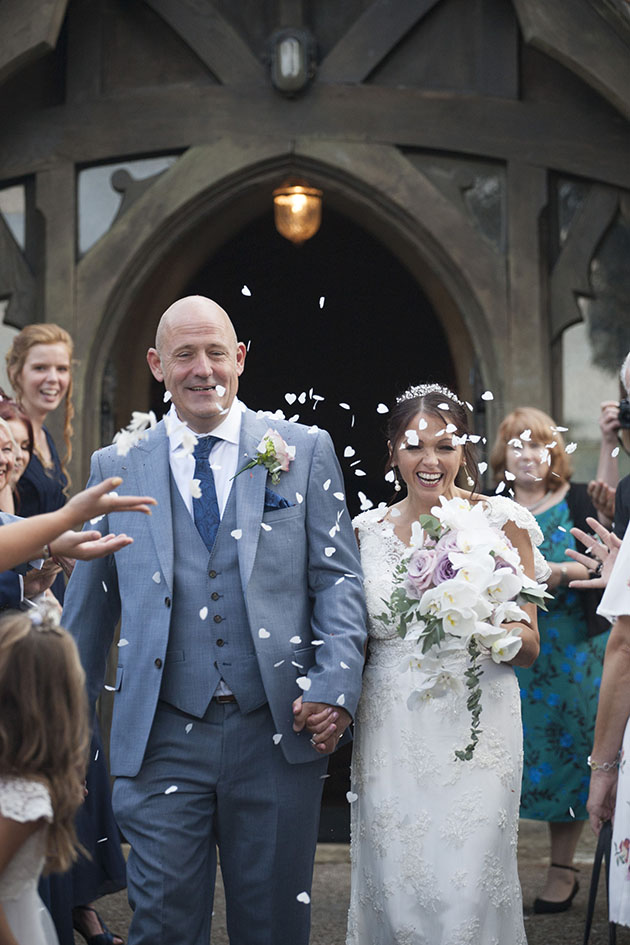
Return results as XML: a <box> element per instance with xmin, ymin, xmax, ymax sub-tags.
<box><xmin>587</xmin><ymin>479</ymin><xmax>615</xmax><ymax>526</ymax></box>
<box><xmin>292</xmin><ymin>696</ymin><xmax>352</xmax><ymax>754</ymax></box>
<box><xmin>567</xmin><ymin>516</ymin><xmax>621</xmax><ymax>589</ymax></box>
<box><xmin>64</xmin><ymin>477</ymin><xmax>156</xmax><ymax>530</ymax></box>
<box><xmin>50</xmin><ymin>530</ymin><xmax>136</xmax><ymax>562</ymax></box>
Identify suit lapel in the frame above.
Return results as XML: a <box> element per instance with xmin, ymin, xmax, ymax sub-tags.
<box><xmin>134</xmin><ymin>421</ymin><xmax>174</xmax><ymax>591</ymax></box>
<box><xmin>235</xmin><ymin>411</ymin><xmax>268</xmax><ymax>589</ymax></box>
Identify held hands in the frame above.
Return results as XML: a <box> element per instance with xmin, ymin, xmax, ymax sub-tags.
<box><xmin>292</xmin><ymin>695</ymin><xmax>352</xmax><ymax>754</ymax></box>
<box><xmin>566</xmin><ymin>516</ymin><xmax>621</xmax><ymax>589</ymax></box>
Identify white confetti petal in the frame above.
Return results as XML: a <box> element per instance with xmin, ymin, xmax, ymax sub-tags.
<box><xmin>296</xmin><ymin>676</ymin><xmax>312</xmax><ymax>691</ymax></box>
<box><xmin>565</xmin><ymin>442</ymin><xmax>577</xmax><ymax>454</ymax></box>
<box><xmin>231</xmin><ymin>529</ymin><xmax>243</xmax><ymax>540</ymax></box>
<box><xmin>405</xmin><ymin>429</ymin><xmax>419</xmax><ymax>446</ymax></box>
<box><xmin>445</xmin><ymin>423</ymin><xmax>457</xmax><ymax>433</ymax></box>
<box><xmin>340</xmin><ymin>661</ymin><xmax>349</xmax><ymax>669</ymax></box>
<box><xmin>261</xmin><ymin>522</ymin><xmax>272</xmax><ymax>531</ymax></box>
<box><xmin>258</xmin><ymin>628</ymin><xmax>270</xmax><ymax>639</ymax></box>
<box><xmin>215</xmin><ymin>385</ymin><xmax>226</xmax><ymax>397</ymax></box>
<box><xmin>505</xmin><ymin>470</ymin><xmax>516</xmax><ymax>480</ymax></box>
<box><xmin>295</xmin><ymin>492</ymin><xmax>304</xmax><ymax>503</ymax></box>
<box><xmin>102</xmin><ymin>581</ymin><xmax>108</xmax><ymax>593</ymax></box>
<box><xmin>323</xmin><ymin>478</ymin><xmax>331</xmax><ymax>491</ymax></box>
<box><xmin>118</xmin><ymin>638</ymin><xmax>129</xmax><ymax>647</ymax></box>
<box><xmin>495</xmin><ymin>481</ymin><xmax>506</xmax><ymax>494</ymax></box>
<box><xmin>438</xmin><ymin>402</ymin><xmax>450</xmax><ymax>410</ymax></box>
<box><xmin>376</xmin><ymin>403</ymin><xmax>389</xmax><ymax>414</ymax></box>
<box><xmin>333</xmin><ymin>492</ymin><xmax>345</xmax><ymax>500</ymax></box>
<box><xmin>185</xmin><ymin>723</ymin><xmax>193</xmax><ymax>733</ymax></box>
<box><xmin>418</xmin><ymin>418</ymin><xmax>428</xmax><ymax>430</ymax></box>
<box><xmin>481</xmin><ymin>390</ymin><xmax>494</xmax><ymax>401</ymax></box>
<box><xmin>346</xmin><ymin>791</ymin><xmax>358</xmax><ymax>803</ymax></box>
<box><xmin>274</xmin><ymin>660</ymin><xmax>285</xmax><ymax>667</ymax></box>
<box><xmin>241</xmin><ymin>285</ymin><xmax>251</xmax><ymax>296</ymax></box>
<box><xmin>344</xmin><ymin>446</ymin><xmax>355</xmax><ymax>458</ymax></box>
<box><xmin>612</xmin><ymin>446</ymin><xmax>620</xmax><ymax>457</ymax></box>
<box><xmin>164</xmin><ymin>785</ymin><xmax>178</xmax><ymax>795</ymax></box>
<box><xmin>97</xmin><ymin>837</ymin><xmax>108</xmax><ymax>843</ymax></box>
<box><xmin>163</xmin><ymin>389</ymin><xmax>172</xmax><ymax>403</ymax></box>
<box><xmin>104</xmin><ymin>685</ymin><xmax>115</xmax><ymax>691</ymax></box>
<box><xmin>466</xmin><ymin>401</ymin><xmax>473</xmax><ymax>411</ymax></box>
<box><xmin>199</xmin><ymin>607</ymin><xmax>208</xmax><ymax>620</ymax></box>
<box><xmin>324</xmin><ymin>547</ymin><xmax>336</xmax><ymax>557</ymax></box>
<box><xmin>152</xmin><ymin>571</ymin><xmax>161</xmax><ymax>584</ymax></box>
<box><xmin>312</xmin><ymin>640</ymin><xmax>324</xmax><ymax>646</ymax></box>
<box><xmin>354</xmin><ymin>469</ymin><xmax>366</xmax><ymax>477</ymax></box>
<box><xmin>339</xmin><ymin>402</ymin><xmax>351</xmax><ymax>410</ymax></box>
<box><xmin>569</xmin><ymin>806</ymin><xmax>575</xmax><ymax>818</ymax></box>
<box><xmin>319</xmin><ymin>296</ymin><xmax>325</xmax><ymax>308</ymax></box>
<box><xmin>358</xmin><ymin>491</ymin><xmax>373</xmax><ymax>511</ymax></box>
<box><xmin>335</xmin><ymin>576</ymin><xmax>345</xmax><ymax>585</ymax></box>
<box><xmin>297</xmin><ymin>892</ymin><xmax>311</xmax><ymax>904</ymax></box>
<box><xmin>307</xmin><ymin>425</ymin><xmax>319</xmax><ymax>435</ymax></box>
<box><xmin>336</xmin><ymin>693</ymin><xmax>346</xmax><ymax>706</ymax></box>
<box><xmin>390</xmin><ymin>507</ymin><xmax>401</xmax><ymax>517</ymax></box>
<box><xmin>90</xmin><ymin>514</ymin><xmax>105</xmax><ymax>525</ymax></box>
<box><xmin>273</xmin><ymin>733</ymin><xmax>283</xmax><ymax>745</ymax></box>
<box><xmin>290</xmin><ymin>635</ymin><xmax>302</xmax><ymax>644</ymax></box>
<box><xmin>298</xmin><ymin>392</ymin><xmax>307</xmax><ymax>404</ymax></box>
<box><xmin>285</xmin><ymin>393</ymin><xmax>297</xmax><ymax>405</ymax></box>
<box><xmin>189</xmin><ymin>478</ymin><xmax>202</xmax><ymax>499</ymax></box>
<box><xmin>289</xmin><ymin>414</ymin><xmax>299</xmax><ymax>423</ymax></box>
<box><xmin>384</xmin><ymin>469</ymin><xmax>395</xmax><ymax>482</ymax></box>
<box><xmin>478</xmin><ymin>462</ymin><xmax>488</xmax><ymax>474</ymax></box>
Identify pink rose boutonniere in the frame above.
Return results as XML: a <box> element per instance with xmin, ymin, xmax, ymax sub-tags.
<box><xmin>234</xmin><ymin>428</ymin><xmax>296</xmax><ymax>485</ymax></box>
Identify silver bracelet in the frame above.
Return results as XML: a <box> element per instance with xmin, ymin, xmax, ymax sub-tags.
<box><xmin>587</xmin><ymin>753</ymin><xmax>620</xmax><ymax>772</ymax></box>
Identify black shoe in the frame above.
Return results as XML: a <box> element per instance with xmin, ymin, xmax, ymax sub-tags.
<box><xmin>533</xmin><ymin>863</ymin><xmax>580</xmax><ymax>914</ymax></box>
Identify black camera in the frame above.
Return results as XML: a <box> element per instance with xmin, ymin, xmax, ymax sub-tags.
<box><xmin>619</xmin><ymin>398</ymin><xmax>630</xmax><ymax>429</ymax></box>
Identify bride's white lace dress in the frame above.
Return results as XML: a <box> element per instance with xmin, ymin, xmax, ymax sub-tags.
<box><xmin>347</xmin><ymin>497</ymin><xmax>547</xmax><ymax>945</ymax></box>
<box><xmin>0</xmin><ymin>776</ymin><xmax>59</xmax><ymax>945</ymax></box>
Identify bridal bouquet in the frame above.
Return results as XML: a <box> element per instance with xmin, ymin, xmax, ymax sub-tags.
<box><xmin>380</xmin><ymin>496</ymin><xmax>551</xmax><ymax>761</ymax></box>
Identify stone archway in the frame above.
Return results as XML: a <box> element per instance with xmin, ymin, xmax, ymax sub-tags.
<box><xmin>74</xmin><ymin>139</ymin><xmax>506</xmax><ymax>483</ymax></box>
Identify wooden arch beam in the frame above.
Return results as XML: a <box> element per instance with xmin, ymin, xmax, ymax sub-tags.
<box><xmin>513</xmin><ymin>0</ymin><xmax>630</xmax><ymax>119</ymax></box>
<box><xmin>0</xmin><ymin>0</ymin><xmax>69</xmax><ymax>86</ymax></box>
<box><xmin>318</xmin><ymin>0</ymin><xmax>441</xmax><ymax>84</ymax></box>
<box><xmin>144</xmin><ymin>0</ymin><xmax>265</xmax><ymax>85</ymax></box>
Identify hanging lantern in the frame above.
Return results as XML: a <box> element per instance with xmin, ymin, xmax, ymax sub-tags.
<box><xmin>273</xmin><ymin>182</ymin><xmax>322</xmax><ymax>245</ymax></box>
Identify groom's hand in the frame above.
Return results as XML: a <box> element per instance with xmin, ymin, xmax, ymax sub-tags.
<box><xmin>292</xmin><ymin>697</ymin><xmax>352</xmax><ymax>754</ymax></box>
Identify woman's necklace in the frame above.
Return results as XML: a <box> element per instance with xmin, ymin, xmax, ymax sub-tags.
<box><xmin>520</xmin><ymin>490</ymin><xmax>553</xmax><ymax>513</ymax></box>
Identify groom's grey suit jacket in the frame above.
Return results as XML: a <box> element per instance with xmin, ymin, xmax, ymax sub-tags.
<box><xmin>63</xmin><ymin>408</ymin><xmax>367</xmax><ymax>776</ymax></box>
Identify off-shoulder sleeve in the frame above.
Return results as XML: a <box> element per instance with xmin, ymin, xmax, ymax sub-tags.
<box><xmin>0</xmin><ymin>777</ymin><xmax>53</xmax><ymax>824</ymax></box>
<box><xmin>483</xmin><ymin>496</ymin><xmax>551</xmax><ymax>582</ymax></box>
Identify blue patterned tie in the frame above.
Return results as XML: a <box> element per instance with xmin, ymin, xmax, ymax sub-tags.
<box><xmin>192</xmin><ymin>436</ymin><xmax>221</xmax><ymax>551</ymax></box>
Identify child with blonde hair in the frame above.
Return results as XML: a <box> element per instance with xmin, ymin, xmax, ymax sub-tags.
<box><xmin>0</xmin><ymin>609</ymin><xmax>88</xmax><ymax>944</ymax></box>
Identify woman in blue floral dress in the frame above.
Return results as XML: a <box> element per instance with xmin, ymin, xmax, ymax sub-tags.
<box><xmin>491</xmin><ymin>407</ymin><xmax>609</xmax><ymax>913</ymax></box>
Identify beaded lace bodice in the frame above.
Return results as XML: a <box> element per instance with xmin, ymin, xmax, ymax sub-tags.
<box><xmin>0</xmin><ymin>777</ymin><xmax>52</xmax><ymax>901</ymax></box>
<box><xmin>354</xmin><ymin>495</ymin><xmax>549</xmax><ymax>643</ymax></box>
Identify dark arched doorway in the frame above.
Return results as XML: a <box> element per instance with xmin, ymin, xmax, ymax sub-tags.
<box><xmin>144</xmin><ymin>205</ymin><xmax>456</xmax><ymax>518</ymax></box>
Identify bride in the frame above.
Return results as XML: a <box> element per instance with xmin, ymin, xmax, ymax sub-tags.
<box><xmin>346</xmin><ymin>384</ymin><xmax>546</xmax><ymax>945</ymax></box>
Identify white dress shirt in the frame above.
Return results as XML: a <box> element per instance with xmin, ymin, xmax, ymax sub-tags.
<box><xmin>165</xmin><ymin>399</ymin><xmax>245</xmax><ymax>516</ymax></box>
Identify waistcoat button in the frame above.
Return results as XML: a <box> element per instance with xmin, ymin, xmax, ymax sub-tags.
<box><xmin>213</xmin><ymin>615</ymin><xmax>223</xmax><ymax>624</ymax></box>
<box><xmin>164</xmin><ymin>597</ymin><xmax>171</xmax><ymax>608</ymax></box>
<box><xmin>154</xmin><ymin>658</ymin><xmax>163</xmax><ymax>668</ymax></box>
<box><xmin>209</xmin><ymin>570</ymin><xmax>217</xmax><ymax>578</ymax></box>
<box><xmin>211</xmin><ymin>592</ymin><xmax>219</xmax><ymax>601</ymax></box>
<box><xmin>216</xmin><ymin>638</ymin><xmax>225</xmax><ymax>647</ymax></box>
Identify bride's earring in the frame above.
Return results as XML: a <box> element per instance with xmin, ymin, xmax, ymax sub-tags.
<box><xmin>393</xmin><ymin>467</ymin><xmax>402</xmax><ymax>492</ymax></box>
<box><xmin>463</xmin><ymin>465</ymin><xmax>475</xmax><ymax>488</ymax></box>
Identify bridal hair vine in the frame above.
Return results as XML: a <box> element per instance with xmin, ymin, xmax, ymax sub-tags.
<box><xmin>396</xmin><ymin>383</ymin><xmax>464</xmax><ymax>406</ymax></box>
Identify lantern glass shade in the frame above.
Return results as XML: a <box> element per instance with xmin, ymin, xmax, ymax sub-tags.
<box><xmin>273</xmin><ymin>184</ymin><xmax>322</xmax><ymax>244</ymax></box>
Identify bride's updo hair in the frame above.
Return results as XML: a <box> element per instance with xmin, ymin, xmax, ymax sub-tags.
<box><xmin>386</xmin><ymin>383</ymin><xmax>479</xmax><ymax>495</ymax></box>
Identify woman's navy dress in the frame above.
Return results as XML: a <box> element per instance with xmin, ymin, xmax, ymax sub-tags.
<box><xmin>17</xmin><ymin>430</ymin><xmax>126</xmax><ymax>945</ymax></box>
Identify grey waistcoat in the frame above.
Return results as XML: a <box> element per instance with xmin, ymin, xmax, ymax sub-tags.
<box><xmin>159</xmin><ymin>475</ymin><xmax>267</xmax><ymax>716</ymax></box>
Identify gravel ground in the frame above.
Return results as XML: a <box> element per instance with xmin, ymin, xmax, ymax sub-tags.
<box><xmin>77</xmin><ymin>820</ymin><xmax>630</xmax><ymax>944</ymax></box>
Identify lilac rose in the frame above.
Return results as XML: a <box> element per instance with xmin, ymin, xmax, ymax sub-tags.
<box><xmin>404</xmin><ymin>548</ymin><xmax>438</xmax><ymax>598</ymax></box>
<box><xmin>433</xmin><ymin>531</ymin><xmax>461</xmax><ymax>584</ymax></box>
